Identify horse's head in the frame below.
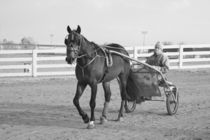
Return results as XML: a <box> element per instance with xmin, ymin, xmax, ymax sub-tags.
<box><xmin>65</xmin><ymin>25</ymin><xmax>82</xmax><ymax>64</ymax></box>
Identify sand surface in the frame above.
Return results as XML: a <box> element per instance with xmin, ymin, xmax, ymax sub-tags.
<box><xmin>0</xmin><ymin>70</ymin><xmax>209</xmax><ymax>140</ymax></box>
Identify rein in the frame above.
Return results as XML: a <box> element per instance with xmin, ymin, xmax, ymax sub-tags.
<box><xmin>76</xmin><ymin>48</ymin><xmax>104</xmax><ymax>77</ymax></box>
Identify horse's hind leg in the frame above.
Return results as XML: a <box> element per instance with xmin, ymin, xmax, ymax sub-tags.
<box><xmin>100</xmin><ymin>82</ymin><xmax>111</xmax><ymax>124</ymax></box>
<box><xmin>73</xmin><ymin>82</ymin><xmax>89</xmax><ymax>123</ymax></box>
<box><xmin>117</xmin><ymin>75</ymin><xmax>128</xmax><ymax>121</ymax></box>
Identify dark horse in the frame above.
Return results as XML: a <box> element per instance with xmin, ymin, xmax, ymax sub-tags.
<box><xmin>65</xmin><ymin>25</ymin><xmax>130</xmax><ymax>129</ymax></box>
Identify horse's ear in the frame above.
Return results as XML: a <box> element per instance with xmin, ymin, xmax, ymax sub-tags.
<box><xmin>76</xmin><ymin>25</ymin><xmax>81</xmax><ymax>34</ymax></box>
<box><xmin>67</xmin><ymin>26</ymin><xmax>71</xmax><ymax>33</ymax></box>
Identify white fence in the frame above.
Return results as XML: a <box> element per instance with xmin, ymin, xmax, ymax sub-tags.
<box><xmin>0</xmin><ymin>44</ymin><xmax>210</xmax><ymax>77</ymax></box>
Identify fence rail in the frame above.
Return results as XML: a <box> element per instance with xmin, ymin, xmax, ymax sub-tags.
<box><xmin>0</xmin><ymin>44</ymin><xmax>210</xmax><ymax>77</ymax></box>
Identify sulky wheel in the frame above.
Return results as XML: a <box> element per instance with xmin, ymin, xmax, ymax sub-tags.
<box><xmin>124</xmin><ymin>100</ymin><xmax>136</xmax><ymax>113</ymax></box>
<box><xmin>166</xmin><ymin>87</ymin><xmax>179</xmax><ymax>115</ymax></box>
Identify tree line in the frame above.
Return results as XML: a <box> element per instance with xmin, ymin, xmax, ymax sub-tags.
<box><xmin>0</xmin><ymin>37</ymin><xmax>36</xmax><ymax>50</ymax></box>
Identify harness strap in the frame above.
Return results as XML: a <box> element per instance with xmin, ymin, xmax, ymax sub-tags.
<box><xmin>77</xmin><ymin>53</ymin><xmax>100</xmax><ymax>77</ymax></box>
<box><xmin>99</xmin><ymin>46</ymin><xmax>113</xmax><ymax>67</ymax></box>
<box><xmin>107</xmin><ymin>50</ymin><xmax>113</xmax><ymax>67</ymax></box>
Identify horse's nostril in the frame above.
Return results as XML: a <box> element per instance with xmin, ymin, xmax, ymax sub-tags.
<box><xmin>65</xmin><ymin>56</ymin><xmax>74</xmax><ymax>64</ymax></box>
<box><xmin>66</xmin><ymin>57</ymin><xmax>71</xmax><ymax>62</ymax></box>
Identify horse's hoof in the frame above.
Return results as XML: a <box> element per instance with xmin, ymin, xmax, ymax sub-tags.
<box><xmin>82</xmin><ymin>114</ymin><xmax>90</xmax><ymax>124</ymax></box>
<box><xmin>87</xmin><ymin>121</ymin><xmax>95</xmax><ymax>129</ymax></box>
<box><xmin>100</xmin><ymin>116</ymin><xmax>108</xmax><ymax>124</ymax></box>
<box><xmin>117</xmin><ymin>117</ymin><xmax>124</xmax><ymax>122</ymax></box>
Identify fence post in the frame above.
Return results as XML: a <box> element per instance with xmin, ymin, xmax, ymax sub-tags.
<box><xmin>32</xmin><ymin>49</ymin><xmax>37</xmax><ymax>77</ymax></box>
<box><xmin>179</xmin><ymin>45</ymin><xmax>183</xmax><ymax>68</ymax></box>
<box><xmin>133</xmin><ymin>46</ymin><xmax>138</xmax><ymax>59</ymax></box>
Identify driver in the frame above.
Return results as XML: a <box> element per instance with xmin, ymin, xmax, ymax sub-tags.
<box><xmin>146</xmin><ymin>41</ymin><xmax>169</xmax><ymax>75</ymax></box>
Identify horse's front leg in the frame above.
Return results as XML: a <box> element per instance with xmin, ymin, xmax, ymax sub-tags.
<box><xmin>73</xmin><ymin>82</ymin><xmax>89</xmax><ymax>123</ymax></box>
<box><xmin>87</xmin><ymin>83</ymin><xmax>98</xmax><ymax>129</ymax></box>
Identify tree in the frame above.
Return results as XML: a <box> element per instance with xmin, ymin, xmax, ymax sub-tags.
<box><xmin>21</xmin><ymin>37</ymin><xmax>36</xmax><ymax>49</ymax></box>
<box><xmin>1</xmin><ymin>39</ymin><xmax>16</xmax><ymax>50</ymax></box>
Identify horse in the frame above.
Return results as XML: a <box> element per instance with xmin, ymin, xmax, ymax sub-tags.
<box><xmin>65</xmin><ymin>25</ymin><xmax>130</xmax><ymax>129</ymax></box>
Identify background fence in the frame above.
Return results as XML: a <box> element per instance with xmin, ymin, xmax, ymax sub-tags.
<box><xmin>0</xmin><ymin>44</ymin><xmax>210</xmax><ymax>77</ymax></box>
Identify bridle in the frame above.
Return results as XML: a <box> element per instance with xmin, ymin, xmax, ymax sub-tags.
<box><xmin>65</xmin><ymin>33</ymin><xmax>83</xmax><ymax>59</ymax></box>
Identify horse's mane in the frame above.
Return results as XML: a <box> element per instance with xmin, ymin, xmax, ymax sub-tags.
<box><xmin>79</xmin><ymin>34</ymin><xmax>99</xmax><ymax>49</ymax></box>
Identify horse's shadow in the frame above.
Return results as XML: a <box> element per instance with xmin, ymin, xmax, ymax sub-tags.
<box><xmin>0</xmin><ymin>103</ymin><xmax>169</xmax><ymax>129</ymax></box>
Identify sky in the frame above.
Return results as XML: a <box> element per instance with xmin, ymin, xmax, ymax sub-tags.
<box><xmin>0</xmin><ymin>0</ymin><xmax>210</xmax><ymax>46</ymax></box>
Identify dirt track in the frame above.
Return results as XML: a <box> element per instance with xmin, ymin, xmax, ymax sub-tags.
<box><xmin>0</xmin><ymin>70</ymin><xmax>210</xmax><ymax>140</ymax></box>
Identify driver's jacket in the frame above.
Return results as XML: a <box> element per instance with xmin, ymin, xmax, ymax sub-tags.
<box><xmin>146</xmin><ymin>53</ymin><xmax>169</xmax><ymax>74</ymax></box>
